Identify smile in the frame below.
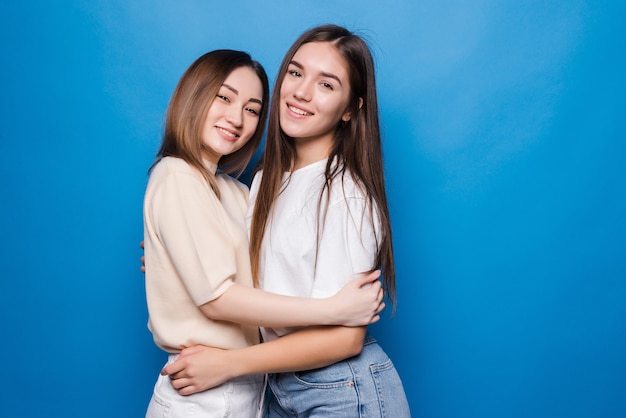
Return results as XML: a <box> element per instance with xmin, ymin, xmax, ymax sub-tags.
<box><xmin>287</xmin><ymin>104</ymin><xmax>312</xmax><ymax>116</ymax></box>
<box><xmin>216</xmin><ymin>126</ymin><xmax>239</xmax><ymax>139</ymax></box>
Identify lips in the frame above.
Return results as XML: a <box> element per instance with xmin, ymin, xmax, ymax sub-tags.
<box><xmin>216</xmin><ymin>126</ymin><xmax>240</xmax><ymax>141</ymax></box>
<box><xmin>286</xmin><ymin>103</ymin><xmax>313</xmax><ymax>117</ymax></box>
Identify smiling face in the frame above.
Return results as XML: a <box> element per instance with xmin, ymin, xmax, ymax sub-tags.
<box><xmin>201</xmin><ymin>66</ymin><xmax>264</xmax><ymax>164</ymax></box>
<box><xmin>279</xmin><ymin>41</ymin><xmax>353</xmax><ymax>164</ymax></box>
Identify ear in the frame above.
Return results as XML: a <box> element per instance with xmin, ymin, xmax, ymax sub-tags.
<box><xmin>341</xmin><ymin>97</ymin><xmax>364</xmax><ymax>122</ymax></box>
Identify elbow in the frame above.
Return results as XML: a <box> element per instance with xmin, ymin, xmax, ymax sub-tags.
<box><xmin>198</xmin><ymin>284</ymin><xmax>240</xmax><ymax>322</ymax></box>
<box><xmin>347</xmin><ymin>340</ymin><xmax>364</xmax><ymax>358</ymax></box>
<box><xmin>199</xmin><ymin>299</ymin><xmax>225</xmax><ymax>321</ymax></box>
<box><xmin>344</xmin><ymin>331</ymin><xmax>365</xmax><ymax>358</ymax></box>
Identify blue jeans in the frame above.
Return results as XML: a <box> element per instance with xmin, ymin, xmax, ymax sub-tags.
<box><xmin>266</xmin><ymin>337</ymin><xmax>410</xmax><ymax>417</ymax></box>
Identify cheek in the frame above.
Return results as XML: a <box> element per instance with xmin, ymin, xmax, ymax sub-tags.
<box><xmin>244</xmin><ymin>117</ymin><xmax>260</xmax><ymax>137</ymax></box>
<box><xmin>318</xmin><ymin>99</ymin><xmax>347</xmax><ymax>124</ymax></box>
<box><xmin>317</xmin><ymin>93</ymin><xmax>345</xmax><ymax>112</ymax></box>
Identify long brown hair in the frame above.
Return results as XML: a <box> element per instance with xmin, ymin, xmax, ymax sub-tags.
<box><xmin>153</xmin><ymin>49</ymin><xmax>269</xmax><ymax>198</ymax></box>
<box><xmin>250</xmin><ymin>25</ymin><xmax>397</xmax><ymax>307</ymax></box>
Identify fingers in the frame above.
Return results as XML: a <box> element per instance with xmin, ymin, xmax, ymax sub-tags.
<box><xmin>140</xmin><ymin>241</ymin><xmax>146</xmax><ymax>273</ymax></box>
<box><xmin>352</xmin><ymin>273</ymin><xmax>372</xmax><ymax>288</ymax></box>
<box><xmin>372</xmin><ymin>280</ymin><xmax>382</xmax><ymax>294</ymax></box>
<box><xmin>363</xmin><ymin>279</ymin><xmax>381</xmax><ymax>297</ymax></box>
<box><xmin>170</xmin><ymin>375</ymin><xmax>202</xmax><ymax>395</ymax></box>
<box><xmin>364</xmin><ymin>270</ymin><xmax>381</xmax><ymax>288</ymax></box>
<box><xmin>178</xmin><ymin>345</ymin><xmax>204</xmax><ymax>358</ymax></box>
<box><xmin>168</xmin><ymin>371</ymin><xmax>203</xmax><ymax>396</ymax></box>
<box><xmin>369</xmin><ymin>314</ymin><xmax>381</xmax><ymax>324</ymax></box>
<box><xmin>161</xmin><ymin>360</ymin><xmax>185</xmax><ymax>376</ymax></box>
<box><xmin>369</xmin><ymin>269</ymin><xmax>382</xmax><ymax>280</ymax></box>
<box><xmin>178</xmin><ymin>384</ymin><xmax>200</xmax><ymax>396</ymax></box>
<box><xmin>353</xmin><ymin>270</ymin><xmax>381</xmax><ymax>289</ymax></box>
<box><xmin>177</xmin><ymin>386</ymin><xmax>193</xmax><ymax>396</ymax></box>
<box><xmin>375</xmin><ymin>301</ymin><xmax>386</xmax><ymax>315</ymax></box>
<box><xmin>170</xmin><ymin>376</ymin><xmax>190</xmax><ymax>390</ymax></box>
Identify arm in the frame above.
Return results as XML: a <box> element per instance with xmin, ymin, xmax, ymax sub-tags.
<box><xmin>200</xmin><ymin>273</ymin><xmax>384</xmax><ymax>328</ymax></box>
<box><xmin>147</xmin><ymin>169</ymin><xmax>382</xmax><ymax>331</ymax></box>
<box><xmin>141</xmin><ymin>241</ymin><xmax>383</xmax><ymax>328</ymax></box>
<box><xmin>162</xmin><ymin>325</ymin><xmax>367</xmax><ymax>395</ymax></box>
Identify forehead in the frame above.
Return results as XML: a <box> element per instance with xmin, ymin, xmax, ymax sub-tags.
<box><xmin>292</xmin><ymin>42</ymin><xmax>350</xmax><ymax>81</ymax></box>
<box><xmin>222</xmin><ymin>66</ymin><xmax>264</xmax><ymax>99</ymax></box>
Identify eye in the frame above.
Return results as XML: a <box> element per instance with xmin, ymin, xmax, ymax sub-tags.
<box><xmin>321</xmin><ymin>82</ymin><xmax>334</xmax><ymax>90</ymax></box>
<box><xmin>216</xmin><ymin>94</ymin><xmax>230</xmax><ymax>102</ymax></box>
<box><xmin>288</xmin><ymin>69</ymin><xmax>302</xmax><ymax>78</ymax></box>
<box><xmin>245</xmin><ymin>107</ymin><xmax>260</xmax><ymax>116</ymax></box>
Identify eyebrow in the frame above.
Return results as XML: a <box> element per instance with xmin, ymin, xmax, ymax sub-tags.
<box><xmin>222</xmin><ymin>83</ymin><xmax>263</xmax><ymax>105</ymax></box>
<box><xmin>289</xmin><ymin>60</ymin><xmax>343</xmax><ymax>87</ymax></box>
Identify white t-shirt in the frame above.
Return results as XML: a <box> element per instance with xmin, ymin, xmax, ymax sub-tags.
<box><xmin>247</xmin><ymin>158</ymin><xmax>381</xmax><ymax>342</ymax></box>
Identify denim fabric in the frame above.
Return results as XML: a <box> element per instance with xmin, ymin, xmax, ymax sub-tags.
<box><xmin>267</xmin><ymin>337</ymin><xmax>410</xmax><ymax>417</ymax></box>
<box><xmin>146</xmin><ymin>354</ymin><xmax>265</xmax><ymax>418</ymax></box>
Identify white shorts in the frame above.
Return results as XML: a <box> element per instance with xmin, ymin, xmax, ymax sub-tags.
<box><xmin>146</xmin><ymin>354</ymin><xmax>265</xmax><ymax>418</ymax></box>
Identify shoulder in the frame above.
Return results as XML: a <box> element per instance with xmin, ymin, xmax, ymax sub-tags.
<box><xmin>146</xmin><ymin>157</ymin><xmax>207</xmax><ymax>199</ymax></box>
<box><xmin>150</xmin><ymin>156</ymin><xmax>198</xmax><ymax>179</ymax></box>
<box><xmin>330</xmin><ymin>167</ymin><xmax>367</xmax><ymax>201</ymax></box>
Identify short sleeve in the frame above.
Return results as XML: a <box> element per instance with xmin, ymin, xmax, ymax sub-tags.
<box><xmin>311</xmin><ymin>195</ymin><xmax>380</xmax><ymax>298</ymax></box>
<box><xmin>149</xmin><ymin>170</ymin><xmax>236</xmax><ymax>305</ymax></box>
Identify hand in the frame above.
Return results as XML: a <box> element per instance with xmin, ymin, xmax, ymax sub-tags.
<box><xmin>139</xmin><ymin>241</ymin><xmax>145</xmax><ymax>273</ymax></box>
<box><xmin>329</xmin><ymin>270</ymin><xmax>385</xmax><ymax>326</ymax></box>
<box><xmin>161</xmin><ymin>345</ymin><xmax>235</xmax><ymax>396</ymax></box>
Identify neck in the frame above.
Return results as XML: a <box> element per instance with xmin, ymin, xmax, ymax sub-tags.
<box><xmin>293</xmin><ymin>135</ymin><xmax>333</xmax><ymax>170</ymax></box>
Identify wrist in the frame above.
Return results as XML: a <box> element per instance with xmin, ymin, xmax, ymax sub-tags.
<box><xmin>318</xmin><ymin>296</ymin><xmax>336</xmax><ymax>325</ymax></box>
<box><xmin>229</xmin><ymin>348</ymin><xmax>252</xmax><ymax>378</ymax></box>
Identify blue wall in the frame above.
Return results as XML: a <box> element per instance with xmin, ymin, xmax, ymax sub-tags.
<box><xmin>1</xmin><ymin>1</ymin><xmax>624</xmax><ymax>417</ymax></box>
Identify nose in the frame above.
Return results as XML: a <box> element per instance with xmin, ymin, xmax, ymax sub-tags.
<box><xmin>225</xmin><ymin>107</ymin><xmax>243</xmax><ymax>128</ymax></box>
<box><xmin>294</xmin><ymin>80</ymin><xmax>312</xmax><ymax>102</ymax></box>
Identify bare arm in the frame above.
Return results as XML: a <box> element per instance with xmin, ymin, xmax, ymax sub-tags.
<box><xmin>162</xmin><ymin>326</ymin><xmax>367</xmax><ymax>395</ymax></box>
<box><xmin>140</xmin><ymin>241</ymin><xmax>384</xmax><ymax>328</ymax></box>
<box><xmin>200</xmin><ymin>273</ymin><xmax>383</xmax><ymax>328</ymax></box>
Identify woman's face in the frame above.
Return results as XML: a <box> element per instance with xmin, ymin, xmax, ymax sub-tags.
<box><xmin>201</xmin><ymin>66</ymin><xmax>264</xmax><ymax>164</ymax></box>
<box><xmin>279</xmin><ymin>42</ymin><xmax>352</xmax><ymax>149</ymax></box>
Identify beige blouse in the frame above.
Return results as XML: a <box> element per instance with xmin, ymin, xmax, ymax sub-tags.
<box><xmin>143</xmin><ymin>156</ymin><xmax>259</xmax><ymax>353</ymax></box>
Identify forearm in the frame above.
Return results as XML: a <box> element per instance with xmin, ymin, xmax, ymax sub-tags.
<box><xmin>200</xmin><ymin>284</ymin><xmax>336</xmax><ymax>327</ymax></box>
<box><xmin>227</xmin><ymin>326</ymin><xmax>367</xmax><ymax>377</ymax></box>
<box><xmin>161</xmin><ymin>324</ymin><xmax>368</xmax><ymax>395</ymax></box>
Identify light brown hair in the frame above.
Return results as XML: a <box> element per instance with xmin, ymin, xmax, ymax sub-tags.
<box><xmin>154</xmin><ymin>49</ymin><xmax>269</xmax><ymax>198</ymax></box>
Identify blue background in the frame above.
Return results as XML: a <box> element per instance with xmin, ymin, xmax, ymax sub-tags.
<box><xmin>1</xmin><ymin>1</ymin><xmax>624</xmax><ymax>417</ymax></box>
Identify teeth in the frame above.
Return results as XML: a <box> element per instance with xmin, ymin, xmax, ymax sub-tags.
<box><xmin>288</xmin><ymin>105</ymin><xmax>311</xmax><ymax>116</ymax></box>
<box><xmin>217</xmin><ymin>127</ymin><xmax>238</xmax><ymax>138</ymax></box>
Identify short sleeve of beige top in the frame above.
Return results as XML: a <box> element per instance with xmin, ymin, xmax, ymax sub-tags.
<box><xmin>143</xmin><ymin>156</ymin><xmax>259</xmax><ymax>353</ymax></box>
